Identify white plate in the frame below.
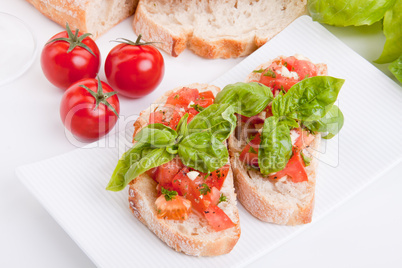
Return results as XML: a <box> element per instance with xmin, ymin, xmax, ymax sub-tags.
<box><xmin>16</xmin><ymin>16</ymin><xmax>402</xmax><ymax>268</ymax></box>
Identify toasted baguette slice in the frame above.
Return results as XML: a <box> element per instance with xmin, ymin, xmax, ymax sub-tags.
<box><xmin>228</xmin><ymin>55</ymin><xmax>327</xmax><ymax>225</ymax></box>
<box><xmin>128</xmin><ymin>83</ymin><xmax>240</xmax><ymax>256</ymax></box>
<box><xmin>132</xmin><ymin>0</ymin><xmax>307</xmax><ymax>58</ymax></box>
<box><xmin>26</xmin><ymin>0</ymin><xmax>139</xmax><ymax>38</ymax></box>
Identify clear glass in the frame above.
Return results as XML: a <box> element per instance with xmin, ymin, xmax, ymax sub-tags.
<box><xmin>0</xmin><ymin>12</ymin><xmax>37</xmax><ymax>87</ymax></box>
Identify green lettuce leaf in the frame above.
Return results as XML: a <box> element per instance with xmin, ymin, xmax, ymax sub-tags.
<box><xmin>389</xmin><ymin>55</ymin><xmax>402</xmax><ymax>83</ymax></box>
<box><xmin>214</xmin><ymin>82</ymin><xmax>273</xmax><ymax>117</ymax></box>
<box><xmin>308</xmin><ymin>0</ymin><xmax>396</xmax><ymax>26</ymax></box>
<box><xmin>375</xmin><ymin>0</ymin><xmax>402</xmax><ymax>63</ymax></box>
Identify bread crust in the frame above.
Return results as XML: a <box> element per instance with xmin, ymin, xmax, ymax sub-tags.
<box><xmin>229</xmin><ymin>55</ymin><xmax>327</xmax><ymax>225</ymax></box>
<box><xmin>26</xmin><ymin>0</ymin><xmax>138</xmax><ymax>39</ymax></box>
<box><xmin>127</xmin><ymin>83</ymin><xmax>240</xmax><ymax>256</ymax></box>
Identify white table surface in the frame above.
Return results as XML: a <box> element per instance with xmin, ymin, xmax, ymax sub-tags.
<box><xmin>1</xmin><ymin>1</ymin><xmax>401</xmax><ymax>267</ymax></box>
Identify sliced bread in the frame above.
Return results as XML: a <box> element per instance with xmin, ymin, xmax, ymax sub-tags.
<box><xmin>26</xmin><ymin>0</ymin><xmax>139</xmax><ymax>38</ymax></box>
<box><xmin>228</xmin><ymin>55</ymin><xmax>327</xmax><ymax>225</ymax></box>
<box><xmin>132</xmin><ymin>0</ymin><xmax>307</xmax><ymax>58</ymax></box>
<box><xmin>128</xmin><ymin>83</ymin><xmax>241</xmax><ymax>256</ymax></box>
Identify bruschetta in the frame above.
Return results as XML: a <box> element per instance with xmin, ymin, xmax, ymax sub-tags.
<box><xmin>106</xmin><ymin>83</ymin><xmax>241</xmax><ymax>256</ymax></box>
<box><xmin>215</xmin><ymin>55</ymin><xmax>345</xmax><ymax>225</ymax></box>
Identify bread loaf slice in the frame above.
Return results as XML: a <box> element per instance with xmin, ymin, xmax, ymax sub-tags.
<box><xmin>128</xmin><ymin>83</ymin><xmax>241</xmax><ymax>256</ymax></box>
<box><xmin>228</xmin><ymin>55</ymin><xmax>327</xmax><ymax>225</ymax></box>
<box><xmin>26</xmin><ymin>0</ymin><xmax>139</xmax><ymax>38</ymax></box>
<box><xmin>132</xmin><ymin>0</ymin><xmax>307</xmax><ymax>58</ymax></box>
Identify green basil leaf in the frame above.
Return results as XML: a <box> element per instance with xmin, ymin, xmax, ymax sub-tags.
<box><xmin>272</xmin><ymin>76</ymin><xmax>344</xmax><ymax>121</ymax></box>
<box><xmin>389</xmin><ymin>55</ymin><xmax>402</xmax><ymax>83</ymax></box>
<box><xmin>214</xmin><ymin>82</ymin><xmax>273</xmax><ymax>117</ymax></box>
<box><xmin>106</xmin><ymin>143</ymin><xmax>174</xmax><ymax>191</ymax></box>
<box><xmin>375</xmin><ymin>0</ymin><xmax>402</xmax><ymax>63</ymax></box>
<box><xmin>280</xmin><ymin>117</ymin><xmax>299</xmax><ymax>128</ymax></box>
<box><xmin>178</xmin><ymin>132</ymin><xmax>228</xmax><ymax>173</ymax></box>
<box><xmin>259</xmin><ymin>116</ymin><xmax>292</xmax><ymax>174</ymax></box>
<box><xmin>301</xmin><ymin>152</ymin><xmax>311</xmax><ymax>167</ymax></box>
<box><xmin>176</xmin><ymin>113</ymin><xmax>189</xmax><ymax>139</ymax></box>
<box><xmin>188</xmin><ymin>104</ymin><xmax>236</xmax><ymax>142</ymax></box>
<box><xmin>303</xmin><ymin>105</ymin><xmax>344</xmax><ymax>139</ymax></box>
<box><xmin>134</xmin><ymin>123</ymin><xmax>177</xmax><ymax>147</ymax></box>
<box><xmin>308</xmin><ymin>0</ymin><xmax>396</xmax><ymax>26</ymax></box>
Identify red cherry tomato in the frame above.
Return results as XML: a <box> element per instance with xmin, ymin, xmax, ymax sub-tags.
<box><xmin>60</xmin><ymin>77</ymin><xmax>120</xmax><ymax>141</ymax></box>
<box><xmin>41</xmin><ymin>23</ymin><xmax>101</xmax><ymax>90</ymax></box>
<box><xmin>105</xmin><ymin>35</ymin><xmax>165</xmax><ymax>98</ymax></box>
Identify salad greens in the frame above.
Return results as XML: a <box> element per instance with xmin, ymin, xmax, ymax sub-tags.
<box><xmin>389</xmin><ymin>55</ymin><xmax>402</xmax><ymax>83</ymax></box>
<box><xmin>308</xmin><ymin>0</ymin><xmax>402</xmax><ymax>83</ymax></box>
<box><xmin>308</xmin><ymin>0</ymin><xmax>396</xmax><ymax>26</ymax></box>
<box><xmin>106</xmin><ymin>104</ymin><xmax>236</xmax><ymax>191</ymax></box>
<box><xmin>375</xmin><ymin>0</ymin><xmax>402</xmax><ymax>64</ymax></box>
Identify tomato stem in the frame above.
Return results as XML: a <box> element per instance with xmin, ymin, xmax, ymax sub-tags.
<box><xmin>79</xmin><ymin>76</ymin><xmax>119</xmax><ymax>117</ymax></box>
<box><xmin>46</xmin><ymin>23</ymin><xmax>96</xmax><ymax>56</ymax></box>
<box><xmin>111</xmin><ymin>35</ymin><xmax>161</xmax><ymax>46</ymax></box>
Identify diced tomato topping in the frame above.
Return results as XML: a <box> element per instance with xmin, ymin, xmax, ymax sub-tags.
<box><xmin>165</xmin><ymin>87</ymin><xmax>199</xmax><ymax>108</ymax></box>
<box><xmin>199</xmin><ymin>91</ymin><xmax>215</xmax><ymax>100</ymax></box>
<box><xmin>259</xmin><ymin>56</ymin><xmax>319</xmax><ymax>93</ymax></box>
<box><xmin>155</xmin><ymin>194</ymin><xmax>192</xmax><ymax>220</ymax></box>
<box><xmin>268</xmin><ymin>149</ymin><xmax>308</xmax><ymax>183</ymax></box>
<box><xmin>154</xmin><ymin>158</ymin><xmax>184</xmax><ymax>190</ymax></box>
<box><xmin>294</xmin><ymin>128</ymin><xmax>315</xmax><ymax>151</ymax></box>
<box><xmin>193</xmin><ymin>164</ymin><xmax>230</xmax><ymax>191</ymax></box>
<box><xmin>283</xmin><ymin>56</ymin><xmax>318</xmax><ymax>79</ymax></box>
<box><xmin>239</xmin><ymin>134</ymin><xmax>261</xmax><ymax>168</ymax></box>
<box><xmin>149</xmin><ymin>106</ymin><xmax>184</xmax><ymax>130</ymax></box>
<box><xmin>203</xmin><ymin>205</ymin><xmax>235</xmax><ymax>231</ymax></box>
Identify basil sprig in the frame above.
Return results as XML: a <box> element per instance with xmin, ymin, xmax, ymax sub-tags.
<box><xmin>214</xmin><ymin>82</ymin><xmax>273</xmax><ymax>117</ymax></box>
<box><xmin>257</xmin><ymin>76</ymin><xmax>345</xmax><ymax>174</ymax></box>
<box><xmin>106</xmin><ymin>104</ymin><xmax>236</xmax><ymax>191</ymax></box>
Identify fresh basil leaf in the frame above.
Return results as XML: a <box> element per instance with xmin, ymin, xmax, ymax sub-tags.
<box><xmin>308</xmin><ymin>0</ymin><xmax>396</xmax><ymax>26</ymax></box>
<box><xmin>389</xmin><ymin>55</ymin><xmax>402</xmax><ymax>83</ymax></box>
<box><xmin>375</xmin><ymin>0</ymin><xmax>402</xmax><ymax>63</ymax></box>
<box><xmin>272</xmin><ymin>76</ymin><xmax>344</xmax><ymax>121</ymax></box>
<box><xmin>176</xmin><ymin>113</ymin><xmax>189</xmax><ymax>139</ymax></box>
<box><xmin>188</xmin><ymin>104</ymin><xmax>236</xmax><ymax>142</ymax></box>
<box><xmin>303</xmin><ymin>105</ymin><xmax>344</xmax><ymax>139</ymax></box>
<box><xmin>178</xmin><ymin>132</ymin><xmax>228</xmax><ymax>173</ymax></box>
<box><xmin>259</xmin><ymin>116</ymin><xmax>292</xmax><ymax>174</ymax></box>
<box><xmin>134</xmin><ymin>123</ymin><xmax>177</xmax><ymax>147</ymax></box>
<box><xmin>280</xmin><ymin>117</ymin><xmax>299</xmax><ymax>128</ymax></box>
<box><xmin>214</xmin><ymin>82</ymin><xmax>273</xmax><ymax>117</ymax></box>
<box><xmin>106</xmin><ymin>142</ymin><xmax>174</xmax><ymax>191</ymax></box>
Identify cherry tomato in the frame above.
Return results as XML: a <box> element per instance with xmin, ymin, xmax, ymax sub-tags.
<box><xmin>105</xmin><ymin>35</ymin><xmax>165</xmax><ymax>98</ymax></box>
<box><xmin>60</xmin><ymin>77</ymin><xmax>119</xmax><ymax>141</ymax></box>
<box><xmin>41</xmin><ymin>23</ymin><xmax>101</xmax><ymax>90</ymax></box>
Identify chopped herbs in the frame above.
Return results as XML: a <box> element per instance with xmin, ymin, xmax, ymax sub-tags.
<box><xmin>253</xmin><ymin>68</ymin><xmax>265</xmax><ymax>73</ymax></box>
<box><xmin>174</xmin><ymin>94</ymin><xmax>180</xmax><ymax>99</ymax></box>
<box><xmin>219</xmin><ymin>194</ymin><xmax>227</xmax><ymax>203</ymax></box>
<box><xmin>248</xmin><ymin>146</ymin><xmax>257</xmax><ymax>154</ymax></box>
<box><xmin>190</xmin><ymin>103</ymin><xmax>205</xmax><ymax>112</ymax></box>
<box><xmin>199</xmin><ymin>183</ymin><xmax>211</xmax><ymax>195</ymax></box>
<box><xmin>161</xmin><ymin>187</ymin><xmax>178</xmax><ymax>201</ymax></box>
<box><xmin>263</xmin><ymin>68</ymin><xmax>276</xmax><ymax>78</ymax></box>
